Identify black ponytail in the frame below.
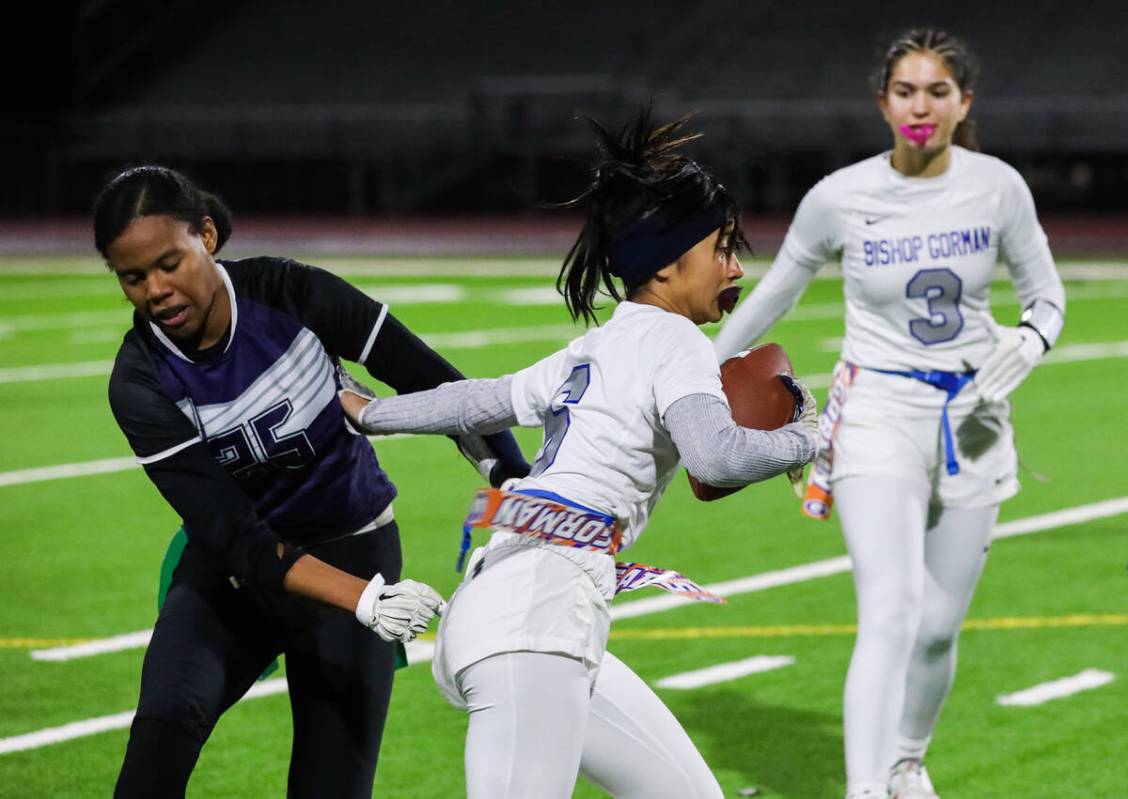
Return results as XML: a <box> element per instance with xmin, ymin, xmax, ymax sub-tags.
<box><xmin>94</xmin><ymin>166</ymin><xmax>233</xmax><ymax>260</ymax></box>
<box><xmin>555</xmin><ymin>108</ymin><xmax>746</xmax><ymax>325</ymax></box>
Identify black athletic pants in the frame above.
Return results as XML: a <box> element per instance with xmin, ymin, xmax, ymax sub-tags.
<box><xmin>114</xmin><ymin>521</ymin><xmax>403</xmax><ymax>798</ymax></box>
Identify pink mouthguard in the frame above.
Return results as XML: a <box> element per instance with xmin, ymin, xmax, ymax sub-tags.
<box><xmin>899</xmin><ymin>124</ymin><xmax>936</xmax><ymax>146</ymax></box>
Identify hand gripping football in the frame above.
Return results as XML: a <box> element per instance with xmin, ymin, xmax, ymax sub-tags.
<box><xmin>687</xmin><ymin>343</ymin><xmax>799</xmax><ymax>502</ymax></box>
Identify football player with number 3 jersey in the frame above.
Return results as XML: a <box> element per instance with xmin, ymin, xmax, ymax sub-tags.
<box><xmin>341</xmin><ymin>111</ymin><xmax>820</xmax><ymax>799</ymax></box>
<box><xmin>714</xmin><ymin>30</ymin><xmax>1065</xmax><ymax>799</ymax></box>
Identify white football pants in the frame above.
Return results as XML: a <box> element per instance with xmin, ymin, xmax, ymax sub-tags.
<box><xmin>458</xmin><ymin>650</ymin><xmax>723</xmax><ymax>799</ymax></box>
<box><xmin>835</xmin><ymin>475</ymin><xmax>997</xmax><ymax>795</ymax></box>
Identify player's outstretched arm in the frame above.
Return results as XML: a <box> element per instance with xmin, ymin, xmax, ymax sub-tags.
<box><xmin>340</xmin><ymin>375</ymin><xmax>519</xmax><ymax>437</ymax></box>
<box><xmin>338</xmin><ymin>364</ymin><xmax>529</xmax><ymax>487</ymax></box>
<box><xmin>665</xmin><ymin>389</ymin><xmax>818</xmax><ymax>488</ymax></box>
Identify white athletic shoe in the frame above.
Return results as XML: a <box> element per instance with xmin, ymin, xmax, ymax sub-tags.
<box><xmin>888</xmin><ymin>758</ymin><xmax>939</xmax><ymax>799</ymax></box>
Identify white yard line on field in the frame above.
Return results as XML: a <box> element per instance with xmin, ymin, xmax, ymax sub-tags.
<box><xmin>655</xmin><ymin>656</ymin><xmax>796</xmax><ymax>689</ymax></box>
<box><xmin>1043</xmin><ymin>340</ymin><xmax>1128</xmax><ymax>364</ymax></box>
<box><xmin>31</xmin><ymin>630</ymin><xmax>152</xmax><ymax>662</ymax></box>
<box><xmin>0</xmin><ymin>456</ymin><xmax>138</xmax><ymax>487</ymax></box>
<box><xmin>360</xmin><ymin>284</ymin><xmax>466</xmax><ymax>304</ymax></box>
<box><xmin>0</xmin><ymin>640</ymin><xmax>433</xmax><ymax>754</ymax></box>
<box><xmin>0</xmin><ymin>436</ymin><xmax>413</xmax><ymax>488</ymax></box>
<box><xmin>996</xmin><ymin>669</ymin><xmax>1115</xmax><ymax>707</ymax></box>
<box><xmin>607</xmin><ymin>495</ymin><xmax>1128</xmax><ymax>620</ymax></box>
<box><xmin>423</xmin><ymin>324</ymin><xmax>579</xmax><ymax>349</ymax></box>
<box><xmin>0</xmin><ymin>360</ymin><xmax>116</xmax><ymax>383</ymax></box>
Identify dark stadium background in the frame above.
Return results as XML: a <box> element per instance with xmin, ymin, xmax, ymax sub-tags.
<box><xmin>6</xmin><ymin>0</ymin><xmax>1128</xmax><ymax>254</ymax></box>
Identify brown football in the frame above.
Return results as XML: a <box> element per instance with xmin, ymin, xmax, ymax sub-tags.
<box><xmin>687</xmin><ymin>342</ymin><xmax>798</xmax><ymax>502</ymax></box>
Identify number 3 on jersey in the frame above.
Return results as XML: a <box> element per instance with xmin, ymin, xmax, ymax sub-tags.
<box><xmin>906</xmin><ymin>267</ymin><xmax>964</xmax><ymax>344</ymax></box>
<box><xmin>530</xmin><ymin>364</ymin><xmax>591</xmax><ymax>476</ymax></box>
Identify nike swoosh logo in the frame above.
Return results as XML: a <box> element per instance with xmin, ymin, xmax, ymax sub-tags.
<box><xmin>864</xmin><ymin>216</ymin><xmax>884</xmax><ymax>225</ymax></box>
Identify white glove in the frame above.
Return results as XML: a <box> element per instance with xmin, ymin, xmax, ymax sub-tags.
<box><xmin>792</xmin><ymin>378</ymin><xmax>819</xmax><ymax>438</ymax></box>
<box><xmin>975</xmin><ymin>324</ymin><xmax>1045</xmax><ymax>403</ymax></box>
<box><xmin>336</xmin><ymin>362</ymin><xmax>376</xmax><ymax>399</ymax></box>
<box><xmin>355</xmin><ymin>574</ymin><xmax>446</xmax><ymax>643</ymax></box>
<box><xmin>783</xmin><ymin>377</ymin><xmax>819</xmax><ymax>497</ymax></box>
<box><xmin>337</xmin><ymin>363</ymin><xmax>380</xmax><ymax>433</ymax></box>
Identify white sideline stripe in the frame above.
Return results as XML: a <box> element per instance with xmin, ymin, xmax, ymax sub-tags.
<box><xmin>6</xmin><ymin>640</ymin><xmax>436</xmax><ymax>753</ymax></box>
<box><xmin>422</xmin><ymin>324</ymin><xmax>580</xmax><ymax>349</ymax></box>
<box><xmin>0</xmin><ymin>710</ymin><xmax>137</xmax><ymax>755</ymax></box>
<box><xmin>32</xmin><ymin>630</ymin><xmax>153</xmax><ymax>662</ymax></box>
<box><xmin>497</xmin><ymin>286</ymin><xmax>561</xmax><ymax>305</ymax></box>
<box><xmin>996</xmin><ymin>669</ymin><xmax>1115</xmax><ymax>707</ymax></box>
<box><xmin>0</xmin><ymin>456</ymin><xmax>139</xmax><ymax>487</ymax></box>
<box><xmin>5</xmin><ymin>497</ymin><xmax>1127</xmax><ymax>754</ymax></box>
<box><xmin>656</xmin><ymin>656</ymin><xmax>795</xmax><ymax>689</ymax></box>
<box><xmin>30</xmin><ymin>628</ymin><xmax>434</xmax><ymax>666</ymax></box>
<box><xmin>991</xmin><ymin>496</ymin><xmax>1128</xmax><ymax>539</ymax></box>
<box><xmin>1044</xmin><ymin>340</ymin><xmax>1128</xmax><ymax>363</ymax></box>
<box><xmin>0</xmin><ymin>678</ymin><xmax>290</xmax><ymax>756</ymax></box>
<box><xmin>360</xmin><ymin>284</ymin><xmax>465</xmax><ymax>304</ymax></box>
<box><xmin>0</xmin><ymin>360</ymin><xmax>116</xmax><ymax>383</ymax></box>
<box><xmin>610</xmin><ymin>557</ymin><xmax>851</xmax><ymax>620</ymax></box>
<box><xmin>0</xmin><ymin>435</ymin><xmax>414</xmax><ymax>488</ymax></box>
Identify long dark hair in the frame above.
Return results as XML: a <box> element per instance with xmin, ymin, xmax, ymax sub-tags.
<box><xmin>556</xmin><ymin>108</ymin><xmax>746</xmax><ymax>325</ymax></box>
<box><xmin>872</xmin><ymin>28</ymin><xmax>981</xmax><ymax>152</ymax></box>
<box><xmin>93</xmin><ymin>166</ymin><xmax>233</xmax><ymax>261</ymax></box>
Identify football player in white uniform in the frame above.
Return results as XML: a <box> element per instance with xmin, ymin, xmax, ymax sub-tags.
<box><xmin>340</xmin><ymin>112</ymin><xmax>820</xmax><ymax>799</ymax></box>
<box><xmin>714</xmin><ymin>29</ymin><xmax>1065</xmax><ymax>799</ymax></box>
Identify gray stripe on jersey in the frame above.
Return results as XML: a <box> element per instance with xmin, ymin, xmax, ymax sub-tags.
<box><xmin>665</xmin><ymin>393</ymin><xmax>816</xmax><ymax>487</ymax></box>
<box><xmin>194</xmin><ymin>329</ymin><xmax>336</xmax><ymax>438</ymax></box>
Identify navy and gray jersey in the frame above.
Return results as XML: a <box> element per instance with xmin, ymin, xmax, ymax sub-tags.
<box><xmin>108</xmin><ymin>256</ymin><xmax>516</xmax><ymax>589</ymax></box>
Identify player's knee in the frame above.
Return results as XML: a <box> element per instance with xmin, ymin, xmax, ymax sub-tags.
<box><xmin>920</xmin><ymin>633</ymin><xmax>956</xmax><ymax>660</ymax></box>
<box><xmin>135</xmin><ymin>692</ymin><xmax>214</xmax><ymax>742</ymax></box>
<box><xmin>858</xmin><ymin>596</ymin><xmax>920</xmax><ymax>650</ymax></box>
<box><xmin>915</xmin><ymin>621</ymin><xmax>959</xmax><ymax>660</ymax></box>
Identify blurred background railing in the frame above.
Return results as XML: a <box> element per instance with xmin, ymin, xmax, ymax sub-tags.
<box><xmin>6</xmin><ymin>0</ymin><xmax>1128</xmax><ymax>227</ymax></box>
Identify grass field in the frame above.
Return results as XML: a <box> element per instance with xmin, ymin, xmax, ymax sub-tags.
<box><xmin>1</xmin><ymin>254</ymin><xmax>1125</xmax><ymax>798</ymax></box>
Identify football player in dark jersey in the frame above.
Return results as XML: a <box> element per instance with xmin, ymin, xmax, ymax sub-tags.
<box><xmin>95</xmin><ymin>165</ymin><xmax>529</xmax><ymax>798</ymax></box>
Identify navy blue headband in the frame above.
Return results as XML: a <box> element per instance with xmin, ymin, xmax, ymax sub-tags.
<box><xmin>608</xmin><ymin>208</ymin><xmax>726</xmax><ymax>290</ymax></box>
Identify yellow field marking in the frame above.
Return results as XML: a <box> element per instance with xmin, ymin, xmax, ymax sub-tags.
<box><xmin>0</xmin><ymin>638</ymin><xmax>94</xmax><ymax>649</ymax></box>
<box><xmin>609</xmin><ymin>614</ymin><xmax>1128</xmax><ymax>641</ymax></box>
